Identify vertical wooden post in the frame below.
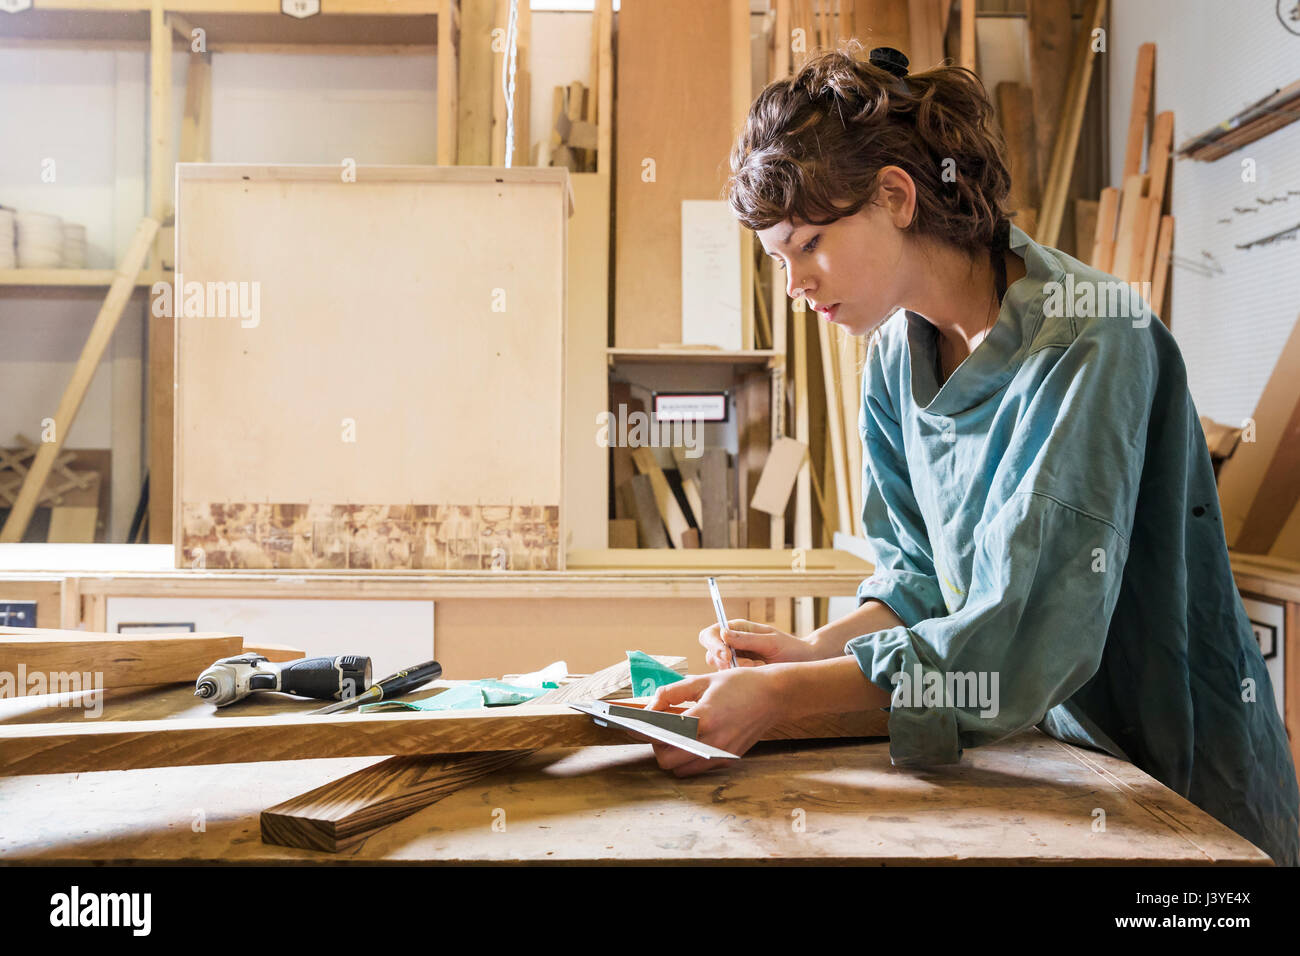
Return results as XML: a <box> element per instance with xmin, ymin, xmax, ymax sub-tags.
<box><xmin>437</xmin><ymin>0</ymin><xmax>461</xmax><ymax>165</ymax></box>
<box><xmin>147</xmin><ymin>0</ymin><xmax>174</xmax><ymax>544</ymax></box>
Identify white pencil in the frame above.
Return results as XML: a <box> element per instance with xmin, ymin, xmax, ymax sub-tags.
<box><xmin>706</xmin><ymin>576</ymin><xmax>739</xmax><ymax>669</ymax></box>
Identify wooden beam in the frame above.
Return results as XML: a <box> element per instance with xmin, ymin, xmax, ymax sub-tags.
<box><xmin>1</xmin><ymin>218</ymin><xmax>160</xmax><ymax>543</ymax></box>
<box><xmin>1122</xmin><ymin>42</ymin><xmax>1155</xmax><ymax>180</ymax></box>
<box><xmin>631</xmin><ymin>446</ymin><xmax>692</xmax><ymax>548</ymax></box>
<box><xmin>1139</xmin><ymin>110</ymin><xmax>1174</xmax><ymax>284</ymax></box>
<box><xmin>261</xmin><ymin>655</ymin><xmax>687</xmax><ymax>851</ymax></box>
<box><xmin>1026</xmin><ymin>0</ymin><xmax>1070</xmax><ymax>198</ymax></box>
<box><xmin>0</xmin><ymin>628</ymin><xmax>241</xmax><ymax>696</ymax></box>
<box><xmin>436</xmin><ymin>0</ymin><xmax>460</xmax><ymax>165</ymax></box>
<box><xmin>1037</xmin><ymin>0</ymin><xmax>1107</xmax><ymax>247</ymax></box>
<box><xmin>959</xmin><ymin>0</ymin><xmax>976</xmax><ymax>72</ymax></box>
<box><xmin>1090</xmin><ymin>185</ymin><xmax>1119</xmax><ymax>271</ymax></box>
<box><xmin>1</xmin><ymin>697</ymin><xmax>888</xmax><ymax>778</ymax></box>
<box><xmin>817</xmin><ymin>319</ymin><xmax>851</xmax><ymax>534</ymax></box>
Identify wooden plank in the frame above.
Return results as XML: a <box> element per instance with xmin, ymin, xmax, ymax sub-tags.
<box><xmin>1109</xmin><ymin>173</ymin><xmax>1146</xmax><ymax>283</ymax></box>
<box><xmin>436</xmin><ymin>0</ymin><xmax>459</xmax><ymax>165</ymax></box>
<box><xmin>1026</xmin><ymin>0</ymin><xmax>1071</xmax><ymax>197</ymax></box>
<box><xmin>1074</xmin><ymin>198</ymin><xmax>1099</xmax><ymax>265</ymax></box>
<box><xmin>627</xmin><ymin>473</ymin><xmax>670</xmax><ymax>548</ymax></box>
<box><xmin>791</xmin><ymin>305</ymin><xmax>813</xmax><ymax>632</ymax></box>
<box><xmin>996</xmin><ymin>81</ymin><xmax>1039</xmax><ymax>227</ymax></box>
<box><xmin>1139</xmin><ymin>110</ymin><xmax>1174</xmax><ymax>284</ymax></box>
<box><xmin>566</xmin><ymin>172</ymin><xmax>612</xmax><ymax>548</ymax></box>
<box><xmin>751</xmin><ymin>437</ymin><xmax>808</xmax><ymax>517</ymax></box>
<box><xmin>1218</xmin><ymin>314</ymin><xmax>1300</xmax><ymax>549</ymax></box>
<box><xmin>1236</xmin><ymin>390</ymin><xmax>1300</xmax><ymax>555</ymax></box>
<box><xmin>850</xmin><ymin>0</ymin><xmax>910</xmax><ymax>61</ymax></box>
<box><xmin>1122</xmin><ymin>42</ymin><xmax>1155</xmax><ymax>180</ymax></box>
<box><xmin>817</xmin><ymin>319</ymin><xmax>851</xmax><ymax>535</ymax></box>
<box><xmin>614</xmin><ymin>0</ymin><xmax>734</xmax><ymax>349</ymax></box>
<box><xmin>1090</xmin><ymin>185</ymin><xmax>1119</xmax><ymax>270</ymax></box>
<box><xmin>608</xmin><ymin>519</ymin><xmax>637</xmax><ymax>549</ymax></box>
<box><xmin>457</xmin><ymin>0</ymin><xmax>493</xmax><ymax>164</ymax></box>
<box><xmin>670</xmin><ymin>446</ymin><xmax>705</xmax><ymax>526</ymax></box>
<box><xmin>699</xmin><ymin>447</ymin><xmax>729</xmax><ymax>548</ymax></box>
<box><xmin>631</xmin><ymin>446</ymin><xmax>691</xmax><ymax>548</ymax></box>
<box><xmin>0</xmin><ymin>628</ymin><xmax>242</xmax><ymax>696</ymax></box>
<box><xmin>907</xmin><ymin>0</ymin><xmax>943</xmax><ymax>70</ymax></box>
<box><xmin>0</xmin><ymin>699</ymin><xmax>887</xmax><ymax>778</ymax></box>
<box><xmin>1037</xmin><ymin>0</ymin><xmax>1107</xmax><ymax>247</ymax></box>
<box><xmin>261</xmin><ymin>654</ymin><xmax>687</xmax><ymax>851</ymax></box>
<box><xmin>740</xmin><ymin>370</ymin><xmax>772</xmax><ymax>547</ymax></box>
<box><xmin>1</xmin><ymin>218</ymin><xmax>159</xmax><ymax>543</ymax></box>
<box><xmin>173</xmin><ymin>166</ymin><xmax>567</xmax><ymax>570</ymax></box>
<box><xmin>1150</xmin><ymin>214</ymin><xmax>1173</xmax><ymax>324</ymax></box>
<box><xmin>959</xmin><ymin>0</ymin><xmax>976</xmax><ymax>72</ymax></box>
<box><xmin>732</xmin><ymin>0</ymin><xmax>755</xmax><ymax>350</ymax></box>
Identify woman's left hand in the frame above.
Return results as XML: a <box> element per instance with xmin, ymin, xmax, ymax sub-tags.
<box><xmin>644</xmin><ymin>667</ymin><xmax>787</xmax><ymax>777</ymax></box>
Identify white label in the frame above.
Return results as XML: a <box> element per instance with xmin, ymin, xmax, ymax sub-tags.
<box><xmin>282</xmin><ymin>0</ymin><xmax>320</xmax><ymax>19</ymax></box>
<box><xmin>1</xmin><ymin>0</ymin><xmax>34</xmax><ymax>13</ymax></box>
<box><xmin>654</xmin><ymin>393</ymin><xmax>727</xmax><ymax>422</ymax></box>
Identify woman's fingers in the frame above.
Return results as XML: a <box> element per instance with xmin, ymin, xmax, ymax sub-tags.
<box><xmin>648</xmin><ymin>674</ymin><xmax>710</xmax><ymax>710</ymax></box>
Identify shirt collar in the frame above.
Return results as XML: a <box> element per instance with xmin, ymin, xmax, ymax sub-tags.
<box><xmin>904</xmin><ymin>223</ymin><xmax>1063</xmax><ymax>415</ymax></box>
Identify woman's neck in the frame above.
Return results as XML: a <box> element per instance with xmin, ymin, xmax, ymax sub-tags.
<box><xmin>918</xmin><ymin>245</ymin><xmax>1027</xmax><ymax>379</ymax></box>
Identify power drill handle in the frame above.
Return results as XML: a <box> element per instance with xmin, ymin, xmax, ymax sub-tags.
<box><xmin>273</xmin><ymin>655</ymin><xmax>372</xmax><ymax>701</ymax></box>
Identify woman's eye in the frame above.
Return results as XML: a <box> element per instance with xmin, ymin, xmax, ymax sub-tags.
<box><xmin>774</xmin><ymin>259</ymin><xmax>787</xmax><ymax>271</ymax></box>
<box><xmin>802</xmin><ymin>235</ymin><xmax>820</xmax><ymax>253</ymax></box>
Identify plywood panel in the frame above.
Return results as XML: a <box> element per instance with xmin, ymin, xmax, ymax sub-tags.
<box><xmin>614</xmin><ymin>0</ymin><xmax>735</xmax><ymax>349</ymax></box>
<box><xmin>174</xmin><ymin>166</ymin><xmax>569</xmax><ymax>570</ymax></box>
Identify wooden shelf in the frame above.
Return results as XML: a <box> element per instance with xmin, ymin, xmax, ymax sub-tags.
<box><xmin>0</xmin><ymin>3</ymin><xmax>441</xmax><ymax>52</ymax></box>
<box><xmin>0</xmin><ymin>269</ymin><xmax>164</xmax><ymax>290</ymax></box>
<box><xmin>607</xmin><ymin>347</ymin><xmax>780</xmax><ymax>368</ymax></box>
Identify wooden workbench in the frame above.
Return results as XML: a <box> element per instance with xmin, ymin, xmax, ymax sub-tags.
<box><xmin>0</xmin><ymin>684</ymin><xmax>1271</xmax><ymax>865</ymax></box>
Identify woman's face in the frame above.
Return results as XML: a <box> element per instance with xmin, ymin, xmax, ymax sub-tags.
<box><xmin>756</xmin><ymin>166</ymin><xmax>917</xmax><ymax>338</ymax></box>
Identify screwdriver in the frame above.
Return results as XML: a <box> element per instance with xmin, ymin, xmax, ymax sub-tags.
<box><xmin>307</xmin><ymin>659</ymin><xmax>442</xmax><ymax>715</ymax></box>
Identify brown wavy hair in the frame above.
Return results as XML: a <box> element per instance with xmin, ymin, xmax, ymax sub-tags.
<box><xmin>726</xmin><ymin>42</ymin><xmax>1012</xmax><ymax>255</ymax></box>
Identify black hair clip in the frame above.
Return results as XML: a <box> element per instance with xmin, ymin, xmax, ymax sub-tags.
<box><xmin>869</xmin><ymin>46</ymin><xmax>911</xmax><ymax>93</ymax></box>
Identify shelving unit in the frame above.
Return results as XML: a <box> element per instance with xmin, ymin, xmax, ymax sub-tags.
<box><xmin>0</xmin><ymin>0</ymin><xmax>463</xmax><ymax>547</ymax></box>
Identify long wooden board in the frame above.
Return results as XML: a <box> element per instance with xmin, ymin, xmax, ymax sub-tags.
<box><xmin>0</xmin><ymin>700</ymin><xmax>887</xmax><ymax>777</ymax></box>
<box><xmin>0</xmin><ymin>628</ymin><xmax>241</xmax><ymax>697</ymax></box>
<box><xmin>262</xmin><ymin>655</ymin><xmax>687</xmax><ymax>851</ymax></box>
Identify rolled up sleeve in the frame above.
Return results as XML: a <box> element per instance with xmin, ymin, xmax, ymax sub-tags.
<box><xmin>847</xmin><ymin>489</ymin><xmax>1131</xmax><ymax>767</ymax></box>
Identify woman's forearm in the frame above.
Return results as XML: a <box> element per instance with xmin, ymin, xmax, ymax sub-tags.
<box><xmin>768</xmin><ymin>655</ymin><xmax>893</xmax><ymax>719</ymax></box>
<box><xmin>806</xmin><ymin>599</ymin><xmax>906</xmax><ymax>659</ymax></box>
<box><xmin>761</xmin><ymin>600</ymin><xmax>905</xmax><ymax>719</ymax></box>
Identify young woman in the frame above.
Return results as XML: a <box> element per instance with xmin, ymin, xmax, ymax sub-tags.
<box><xmin>647</xmin><ymin>45</ymin><xmax>1300</xmax><ymax>867</ymax></box>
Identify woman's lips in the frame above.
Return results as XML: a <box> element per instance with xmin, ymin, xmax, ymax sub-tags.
<box><xmin>816</xmin><ymin>303</ymin><xmax>839</xmax><ymax>320</ymax></box>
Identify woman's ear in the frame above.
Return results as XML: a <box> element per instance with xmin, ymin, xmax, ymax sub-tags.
<box><xmin>874</xmin><ymin>166</ymin><xmax>917</xmax><ymax>229</ymax></box>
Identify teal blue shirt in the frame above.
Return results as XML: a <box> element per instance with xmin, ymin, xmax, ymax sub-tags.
<box><xmin>846</xmin><ymin>225</ymin><xmax>1300</xmax><ymax>866</ymax></box>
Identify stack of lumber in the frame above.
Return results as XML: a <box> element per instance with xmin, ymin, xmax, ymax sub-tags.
<box><xmin>1085</xmin><ymin>42</ymin><xmax>1175</xmax><ymax>325</ymax></box>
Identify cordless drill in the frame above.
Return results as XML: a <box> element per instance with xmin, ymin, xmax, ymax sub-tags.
<box><xmin>194</xmin><ymin>652</ymin><xmax>372</xmax><ymax>707</ymax></box>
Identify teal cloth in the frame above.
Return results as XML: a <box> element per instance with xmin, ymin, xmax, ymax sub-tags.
<box><xmin>360</xmin><ymin>679</ymin><xmax>554</xmax><ymax>713</ymax></box>
<box><xmin>627</xmin><ymin>650</ymin><xmax>684</xmax><ymax>697</ymax></box>
<box><xmin>846</xmin><ymin>223</ymin><xmax>1299</xmax><ymax>866</ymax></box>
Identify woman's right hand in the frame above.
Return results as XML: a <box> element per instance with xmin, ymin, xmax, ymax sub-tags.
<box><xmin>699</xmin><ymin>619</ymin><xmax>819</xmax><ymax>671</ymax></box>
